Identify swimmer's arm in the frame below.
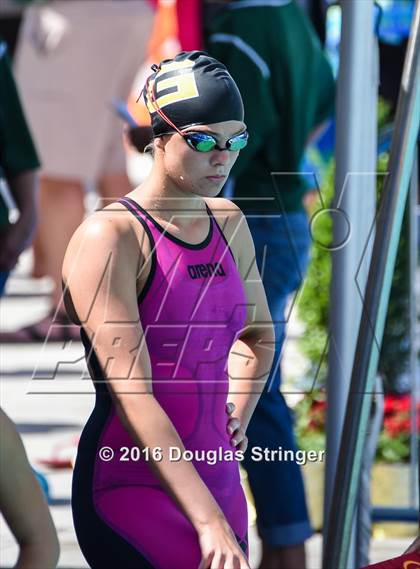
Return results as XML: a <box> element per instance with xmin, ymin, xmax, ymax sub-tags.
<box><xmin>221</xmin><ymin>203</ymin><xmax>276</xmax><ymax>432</ymax></box>
<box><xmin>0</xmin><ymin>409</ymin><xmax>59</xmax><ymax>569</ymax></box>
<box><xmin>62</xmin><ymin>216</ymin><xmax>233</xmax><ymax>531</ymax></box>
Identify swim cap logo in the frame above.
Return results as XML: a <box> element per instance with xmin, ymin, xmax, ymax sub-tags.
<box><xmin>146</xmin><ymin>59</ymin><xmax>199</xmax><ymax>113</ymax></box>
<box><xmin>188</xmin><ymin>262</ymin><xmax>226</xmax><ymax>280</ymax></box>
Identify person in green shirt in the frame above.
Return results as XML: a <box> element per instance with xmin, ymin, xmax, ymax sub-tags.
<box><xmin>0</xmin><ymin>38</ymin><xmax>40</xmax><ymax>296</ymax></box>
<box><xmin>206</xmin><ymin>0</ymin><xmax>334</xmax><ymax>214</ymax></box>
<box><xmin>205</xmin><ymin>2</ymin><xmax>335</xmax><ymax>568</ymax></box>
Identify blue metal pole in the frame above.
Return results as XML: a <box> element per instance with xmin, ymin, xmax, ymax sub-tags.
<box><xmin>323</xmin><ymin>0</ymin><xmax>377</xmax><ymax>566</ymax></box>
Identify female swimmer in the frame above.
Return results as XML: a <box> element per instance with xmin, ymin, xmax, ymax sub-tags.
<box><xmin>63</xmin><ymin>51</ymin><xmax>275</xmax><ymax>569</ymax></box>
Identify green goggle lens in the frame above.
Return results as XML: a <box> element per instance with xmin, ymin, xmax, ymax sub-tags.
<box><xmin>195</xmin><ymin>138</ymin><xmax>218</xmax><ymax>152</ymax></box>
<box><xmin>228</xmin><ymin>134</ymin><xmax>248</xmax><ymax>151</ymax></box>
<box><xmin>184</xmin><ymin>131</ymin><xmax>248</xmax><ymax>152</ymax></box>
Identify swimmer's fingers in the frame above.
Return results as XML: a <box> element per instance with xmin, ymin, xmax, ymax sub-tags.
<box><xmin>197</xmin><ymin>521</ymin><xmax>250</xmax><ymax>569</ymax></box>
<box><xmin>237</xmin><ymin>434</ymin><xmax>248</xmax><ymax>453</ymax></box>
<box><xmin>217</xmin><ymin>554</ymin><xmax>250</xmax><ymax>569</ymax></box>
<box><xmin>209</xmin><ymin>552</ymin><xmax>249</xmax><ymax>569</ymax></box>
<box><xmin>226</xmin><ymin>411</ymin><xmax>247</xmax><ymax>450</ymax></box>
<box><xmin>229</xmin><ymin>425</ymin><xmax>248</xmax><ymax>452</ymax></box>
<box><xmin>240</xmin><ymin>554</ymin><xmax>251</xmax><ymax>569</ymax></box>
<box><xmin>198</xmin><ymin>551</ymin><xmax>214</xmax><ymax>569</ymax></box>
<box><xmin>227</xmin><ymin>417</ymin><xmax>240</xmax><ymax>435</ymax></box>
<box><xmin>233</xmin><ymin>553</ymin><xmax>251</xmax><ymax>569</ymax></box>
<box><xmin>221</xmin><ymin>553</ymin><xmax>250</xmax><ymax>569</ymax></box>
<box><xmin>210</xmin><ymin>552</ymin><xmax>225</xmax><ymax>569</ymax></box>
<box><xmin>225</xmin><ymin>402</ymin><xmax>235</xmax><ymax>416</ymax></box>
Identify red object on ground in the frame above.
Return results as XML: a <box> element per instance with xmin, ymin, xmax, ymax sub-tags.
<box><xmin>37</xmin><ymin>435</ymin><xmax>80</xmax><ymax>470</ymax></box>
<box><xmin>360</xmin><ymin>551</ymin><xmax>420</xmax><ymax>568</ymax></box>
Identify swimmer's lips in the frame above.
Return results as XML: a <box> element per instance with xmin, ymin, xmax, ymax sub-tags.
<box><xmin>206</xmin><ymin>175</ymin><xmax>227</xmax><ymax>183</ymax></box>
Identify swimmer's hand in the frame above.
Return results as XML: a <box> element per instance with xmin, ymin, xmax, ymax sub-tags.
<box><xmin>197</xmin><ymin>516</ymin><xmax>251</xmax><ymax>569</ymax></box>
<box><xmin>226</xmin><ymin>402</ymin><xmax>248</xmax><ymax>453</ymax></box>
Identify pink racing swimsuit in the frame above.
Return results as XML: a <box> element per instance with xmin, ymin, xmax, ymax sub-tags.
<box><xmin>72</xmin><ymin>196</ymin><xmax>249</xmax><ymax>569</ymax></box>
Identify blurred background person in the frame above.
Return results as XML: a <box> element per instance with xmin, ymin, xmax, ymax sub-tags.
<box><xmin>205</xmin><ymin>1</ymin><xmax>335</xmax><ymax>568</ymax></box>
<box><xmin>0</xmin><ymin>36</ymin><xmax>38</xmax><ymax>298</ymax></box>
<box><xmin>0</xmin><ymin>0</ymin><xmax>25</xmax><ymax>60</ymax></box>
<box><xmin>3</xmin><ymin>0</ymin><xmax>153</xmax><ymax>342</ymax></box>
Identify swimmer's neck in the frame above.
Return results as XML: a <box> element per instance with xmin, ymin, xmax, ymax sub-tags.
<box><xmin>128</xmin><ymin>166</ymin><xmax>209</xmax><ymax>223</ymax></box>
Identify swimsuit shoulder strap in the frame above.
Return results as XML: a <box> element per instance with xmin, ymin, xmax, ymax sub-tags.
<box><xmin>205</xmin><ymin>201</ymin><xmax>236</xmax><ymax>263</ymax></box>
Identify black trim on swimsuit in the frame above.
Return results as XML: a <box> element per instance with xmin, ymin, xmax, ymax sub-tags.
<box><xmin>119</xmin><ymin>198</ymin><xmax>158</xmax><ymax>304</ymax></box>
<box><xmin>122</xmin><ymin>196</ymin><xmax>213</xmax><ymax>250</ymax></box>
<box><xmin>72</xmin><ymin>328</ymin><xmax>156</xmax><ymax>569</ymax></box>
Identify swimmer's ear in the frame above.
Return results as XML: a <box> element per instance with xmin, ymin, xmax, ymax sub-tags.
<box><xmin>154</xmin><ymin>136</ymin><xmax>168</xmax><ymax>152</ymax></box>
<box><xmin>155</xmin><ymin>134</ymin><xmax>176</xmax><ymax>152</ymax></box>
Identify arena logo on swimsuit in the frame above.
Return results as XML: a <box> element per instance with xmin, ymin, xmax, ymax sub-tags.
<box><xmin>187</xmin><ymin>262</ymin><xmax>226</xmax><ymax>280</ymax></box>
<box><xmin>145</xmin><ymin>58</ymin><xmax>199</xmax><ymax>112</ymax></box>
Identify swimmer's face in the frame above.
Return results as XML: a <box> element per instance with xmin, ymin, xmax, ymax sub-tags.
<box><xmin>155</xmin><ymin>120</ymin><xmax>246</xmax><ymax>197</ymax></box>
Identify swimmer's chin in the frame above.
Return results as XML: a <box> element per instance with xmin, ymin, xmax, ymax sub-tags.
<box><xmin>188</xmin><ymin>178</ymin><xmax>228</xmax><ymax>197</ymax></box>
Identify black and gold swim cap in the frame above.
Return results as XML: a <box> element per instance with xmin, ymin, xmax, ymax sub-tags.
<box><xmin>143</xmin><ymin>51</ymin><xmax>244</xmax><ymax>136</ymax></box>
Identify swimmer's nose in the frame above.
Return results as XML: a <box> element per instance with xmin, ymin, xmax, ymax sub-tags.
<box><xmin>211</xmin><ymin>148</ymin><xmax>230</xmax><ymax>166</ymax></box>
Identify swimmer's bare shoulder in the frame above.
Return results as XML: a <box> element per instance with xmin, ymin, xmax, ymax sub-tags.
<box><xmin>62</xmin><ymin>201</ymin><xmax>150</xmax><ymax>326</ymax></box>
<box><xmin>205</xmin><ymin>197</ymin><xmax>254</xmax><ymax>276</ymax></box>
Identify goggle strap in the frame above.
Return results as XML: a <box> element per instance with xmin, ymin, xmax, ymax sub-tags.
<box><xmin>143</xmin><ymin>75</ymin><xmax>185</xmax><ymax>137</ymax></box>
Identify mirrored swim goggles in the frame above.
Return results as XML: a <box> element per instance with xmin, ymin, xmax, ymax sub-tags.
<box><xmin>142</xmin><ymin>72</ymin><xmax>249</xmax><ymax>153</ymax></box>
<box><xmin>181</xmin><ymin>130</ymin><xmax>248</xmax><ymax>152</ymax></box>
